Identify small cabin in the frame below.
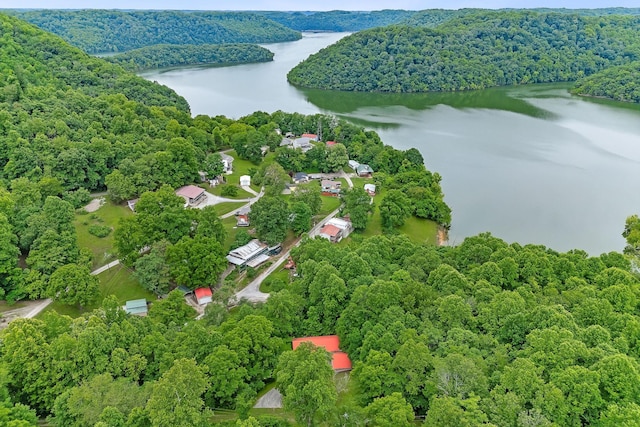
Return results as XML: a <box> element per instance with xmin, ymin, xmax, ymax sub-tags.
<box><xmin>194</xmin><ymin>287</ymin><xmax>213</xmax><ymax>305</ymax></box>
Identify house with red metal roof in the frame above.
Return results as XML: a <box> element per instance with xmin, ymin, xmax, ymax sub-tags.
<box><xmin>292</xmin><ymin>335</ymin><xmax>352</xmax><ymax>372</ymax></box>
<box><xmin>194</xmin><ymin>287</ymin><xmax>213</xmax><ymax>305</ymax></box>
<box><xmin>319</xmin><ymin>224</ymin><xmax>342</xmax><ymax>243</ymax></box>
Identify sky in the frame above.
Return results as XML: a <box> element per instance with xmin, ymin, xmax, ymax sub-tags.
<box><xmin>2</xmin><ymin>0</ymin><xmax>639</xmax><ymax>11</ymax></box>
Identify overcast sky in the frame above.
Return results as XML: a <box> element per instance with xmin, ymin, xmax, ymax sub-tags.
<box><xmin>2</xmin><ymin>1</ymin><xmax>638</xmax><ymax>11</ymax></box>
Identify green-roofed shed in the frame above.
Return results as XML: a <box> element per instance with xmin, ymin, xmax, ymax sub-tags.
<box><xmin>125</xmin><ymin>299</ymin><xmax>148</xmax><ymax>316</ymax></box>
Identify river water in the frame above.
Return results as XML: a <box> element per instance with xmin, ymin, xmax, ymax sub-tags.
<box><xmin>141</xmin><ymin>33</ymin><xmax>640</xmax><ymax>255</ymax></box>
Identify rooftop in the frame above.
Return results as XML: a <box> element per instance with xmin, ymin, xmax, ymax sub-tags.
<box><xmin>292</xmin><ymin>335</ymin><xmax>341</xmax><ymax>352</ymax></box>
<box><xmin>327</xmin><ymin>218</ymin><xmax>351</xmax><ymax>230</ymax></box>
<box><xmin>194</xmin><ymin>287</ymin><xmax>212</xmax><ymax>299</ymax></box>
<box><xmin>227</xmin><ymin>239</ymin><xmax>268</xmax><ymax>265</ymax></box>
<box><xmin>176</xmin><ymin>185</ymin><xmax>205</xmax><ymax>199</ymax></box>
<box><xmin>320</xmin><ymin>224</ymin><xmax>341</xmax><ymax>237</ymax></box>
<box><xmin>292</xmin><ymin>335</ymin><xmax>352</xmax><ymax>371</ymax></box>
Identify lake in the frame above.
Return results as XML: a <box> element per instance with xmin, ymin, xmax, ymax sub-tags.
<box><xmin>141</xmin><ymin>33</ymin><xmax>640</xmax><ymax>255</ymax></box>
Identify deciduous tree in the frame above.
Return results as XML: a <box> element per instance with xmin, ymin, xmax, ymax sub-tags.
<box><xmin>276</xmin><ymin>342</ymin><xmax>337</xmax><ymax>427</ymax></box>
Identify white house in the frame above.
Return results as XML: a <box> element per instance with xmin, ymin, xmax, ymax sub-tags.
<box><xmin>240</xmin><ymin>175</ymin><xmax>251</xmax><ymax>187</ymax></box>
<box><xmin>364</xmin><ymin>183</ymin><xmax>376</xmax><ymax>196</ymax></box>
<box><xmin>348</xmin><ymin>160</ymin><xmax>360</xmax><ymax>170</ymax></box>
<box><xmin>221</xmin><ymin>153</ymin><xmax>234</xmax><ymax>174</ymax></box>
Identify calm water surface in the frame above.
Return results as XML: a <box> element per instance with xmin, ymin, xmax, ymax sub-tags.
<box><xmin>142</xmin><ymin>33</ymin><xmax>640</xmax><ymax>255</ymax></box>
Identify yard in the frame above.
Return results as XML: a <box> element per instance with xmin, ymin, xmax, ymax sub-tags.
<box><xmin>207</xmin><ymin>184</ymin><xmax>255</xmax><ymax>200</ymax></box>
<box><xmin>224</xmin><ymin>150</ymin><xmax>275</xmax><ymax>193</ymax></box>
<box><xmin>74</xmin><ymin>199</ymin><xmax>133</xmax><ymax>269</ymax></box>
<box><xmin>38</xmin><ymin>264</ymin><xmax>155</xmax><ymax>318</ymax></box>
<box><xmin>212</xmin><ymin>201</ymin><xmax>248</xmax><ymax>217</ymax></box>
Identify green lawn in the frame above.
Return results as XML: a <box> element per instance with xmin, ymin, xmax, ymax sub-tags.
<box><xmin>0</xmin><ymin>300</ymin><xmax>29</xmax><ymax>313</ymax></box>
<box><xmin>74</xmin><ymin>199</ymin><xmax>132</xmax><ymax>269</ymax></box>
<box><xmin>399</xmin><ymin>217</ymin><xmax>439</xmax><ymax>245</ymax></box>
<box><xmin>318</xmin><ymin>195</ymin><xmax>341</xmax><ymax>217</ymax></box>
<box><xmin>39</xmin><ymin>264</ymin><xmax>155</xmax><ymax>318</ymax></box>
<box><xmin>222</xmin><ymin>216</ymin><xmax>242</xmax><ymax>250</ymax></box>
<box><xmin>260</xmin><ymin>268</ymin><xmax>290</xmax><ymax>293</ymax></box>
<box><xmin>350</xmin><ymin>177</ymin><xmax>373</xmax><ymax>191</ymax></box>
<box><xmin>207</xmin><ymin>184</ymin><xmax>255</xmax><ymax>200</ymax></box>
<box><xmin>213</xmin><ymin>202</ymin><xmax>248</xmax><ymax>216</ymax></box>
<box><xmin>225</xmin><ymin>150</ymin><xmax>262</xmax><ymax>193</ymax></box>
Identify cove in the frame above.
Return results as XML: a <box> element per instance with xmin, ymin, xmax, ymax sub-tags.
<box><xmin>141</xmin><ymin>33</ymin><xmax>640</xmax><ymax>255</ymax></box>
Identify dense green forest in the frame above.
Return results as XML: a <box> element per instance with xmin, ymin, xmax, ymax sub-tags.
<box><xmin>4</xmin><ymin>231</ymin><xmax>640</xmax><ymax>426</ymax></box>
<box><xmin>106</xmin><ymin>43</ymin><xmax>275</xmax><ymax>72</ymax></box>
<box><xmin>3</xmin><ymin>8</ymin><xmax>640</xmax><ymax>426</ymax></box>
<box><xmin>0</xmin><ymin>12</ymin><xmax>449</xmax><ymax>301</ymax></box>
<box><xmin>256</xmin><ymin>10</ymin><xmax>416</xmax><ymax>32</ymax></box>
<box><xmin>572</xmin><ymin>62</ymin><xmax>640</xmax><ymax>103</ymax></box>
<box><xmin>7</xmin><ymin>10</ymin><xmax>301</xmax><ymax>53</ymax></box>
<box><xmin>288</xmin><ymin>11</ymin><xmax>640</xmax><ymax>93</ymax></box>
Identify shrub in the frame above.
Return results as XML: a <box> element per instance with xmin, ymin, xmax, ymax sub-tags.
<box><xmin>88</xmin><ymin>224</ymin><xmax>112</xmax><ymax>238</ymax></box>
<box><xmin>221</xmin><ymin>185</ymin><xmax>239</xmax><ymax>197</ymax></box>
<box><xmin>63</xmin><ymin>188</ymin><xmax>92</xmax><ymax>208</ymax></box>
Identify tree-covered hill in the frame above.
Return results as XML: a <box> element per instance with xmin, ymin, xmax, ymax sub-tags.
<box><xmin>287</xmin><ymin>11</ymin><xmax>640</xmax><ymax>93</ymax></box>
<box><xmin>572</xmin><ymin>62</ymin><xmax>640</xmax><ymax>103</ymax></box>
<box><xmin>257</xmin><ymin>10</ymin><xmax>416</xmax><ymax>32</ymax></box>
<box><xmin>106</xmin><ymin>43</ymin><xmax>275</xmax><ymax>72</ymax></box>
<box><xmin>3</xmin><ymin>230</ymin><xmax>640</xmax><ymax>425</ymax></box>
<box><xmin>7</xmin><ymin>10</ymin><xmax>301</xmax><ymax>53</ymax></box>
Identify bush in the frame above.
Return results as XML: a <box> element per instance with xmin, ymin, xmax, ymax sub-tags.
<box><xmin>88</xmin><ymin>224</ymin><xmax>112</xmax><ymax>238</ymax></box>
<box><xmin>221</xmin><ymin>185</ymin><xmax>239</xmax><ymax>197</ymax></box>
<box><xmin>63</xmin><ymin>188</ymin><xmax>92</xmax><ymax>208</ymax></box>
<box><xmin>246</xmin><ymin>267</ymin><xmax>257</xmax><ymax>279</ymax></box>
<box><xmin>231</xmin><ymin>229</ymin><xmax>253</xmax><ymax>249</ymax></box>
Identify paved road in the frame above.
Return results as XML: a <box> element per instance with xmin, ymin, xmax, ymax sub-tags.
<box><xmin>232</xmin><ymin>205</ymin><xmax>343</xmax><ymax>304</ymax></box>
<box><xmin>231</xmin><ymin>171</ymin><xmax>354</xmax><ymax>304</ymax></box>
<box><xmin>220</xmin><ymin>188</ymin><xmax>265</xmax><ymax>219</ymax></box>
<box><xmin>253</xmin><ymin>388</ymin><xmax>283</xmax><ymax>409</ymax></box>
<box><xmin>91</xmin><ymin>260</ymin><xmax>121</xmax><ymax>275</ymax></box>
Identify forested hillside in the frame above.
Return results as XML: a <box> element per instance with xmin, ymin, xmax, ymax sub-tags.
<box><xmin>4</xmin><ymin>231</ymin><xmax>639</xmax><ymax>425</ymax></box>
<box><xmin>106</xmin><ymin>43</ymin><xmax>275</xmax><ymax>72</ymax></box>
<box><xmin>257</xmin><ymin>10</ymin><xmax>415</xmax><ymax>31</ymax></box>
<box><xmin>287</xmin><ymin>11</ymin><xmax>640</xmax><ymax>93</ymax></box>
<box><xmin>572</xmin><ymin>62</ymin><xmax>640</xmax><ymax>103</ymax></box>
<box><xmin>8</xmin><ymin>10</ymin><xmax>301</xmax><ymax>53</ymax></box>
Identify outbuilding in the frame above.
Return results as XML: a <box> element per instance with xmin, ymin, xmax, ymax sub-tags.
<box><xmin>124</xmin><ymin>299</ymin><xmax>148</xmax><ymax>316</ymax></box>
<box><xmin>240</xmin><ymin>175</ymin><xmax>251</xmax><ymax>187</ymax></box>
<box><xmin>194</xmin><ymin>287</ymin><xmax>213</xmax><ymax>305</ymax></box>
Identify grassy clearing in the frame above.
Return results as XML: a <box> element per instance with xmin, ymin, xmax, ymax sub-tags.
<box><xmin>399</xmin><ymin>217</ymin><xmax>439</xmax><ymax>245</ymax></box>
<box><xmin>207</xmin><ymin>184</ymin><xmax>255</xmax><ymax>200</ymax></box>
<box><xmin>350</xmin><ymin>177</ymin><xmax>373</xmax><ymax>191</ymax></box>
<box><xmin>39</xmin><ymin>264</ymin><xmax>155</xmax><ymax>318</ymax></box>
<box><xmin>260</xmin><ymin>268</ymin><xmax>290</xmax><ymax>293</ymax></box>
<box><xmin>318</xmin><ymin>195</ymin><xmax>341</xmax><ymax>217</ymax></box>
<box><xmin>225</xmin><ymin>150</ymin><xmax>261</xmax><ymax>193</ymax></box>
<box><xmin>222</xmin><ymin>216</ymin><xmax>242</xmax><ymax>250</ymax></box>
<box><xmin>0</xmin><ymin>300</ymin><xmax>29</xmax><ymax>313</ymax></box>
<box><xmin>213</xmin><ymin>202</ymin><xmax>247</xmax><ymax>217</ymax></box>
<box><xmin>74</xmin><ymin>199</ymin><xmax>132</xmax><ymax>269</ymax></box>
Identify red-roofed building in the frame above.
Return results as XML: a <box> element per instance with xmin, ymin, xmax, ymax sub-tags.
<box><xmin>326</xmin><ymin>140</ymin><xmax>337</xmax><ymax>146</ymax></box>
<box><xmin>301</xmin><ymin>133</ymin><xmax>318</xmax><ymax>141</ymax></box>
<box><xmin>292</xmin><ymin>335</ymin><xmax>352</xmax><ymax>372</ymax></box>
<box><xmin>319</xmin><ymin>224</ymin><xmax>342</xmax><ymax>243</ymax></box>
<box><xmin>176</xmin><ymin>185</ymin><xmax>207</xmax><ymax>207</ymax></box>
<box><xmin>194</xmin><ymin>287</ymin><xmax>213</xmax><ymax>305</ymax></box>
